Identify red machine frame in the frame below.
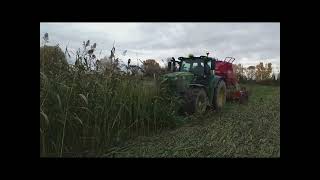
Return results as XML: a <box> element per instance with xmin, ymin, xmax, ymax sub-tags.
<box><xmin>214</xmin><ymin>57</ymin><xmax>248</xmax><ymax>103</ymax></box>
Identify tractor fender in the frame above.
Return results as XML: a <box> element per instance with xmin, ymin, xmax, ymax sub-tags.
<box><xmin>208</xmin><ymin>76</ymin><xmax>225</xmax><ymax>104</ymax></box>
<box><xmin>189</xmin><ymin>83</ymin><xmax>205</xmax><ymax>88</ymax></box>
<box><xmin>212</xmin><ymin>76</ymin><xmax>225</xmax><ymax>90</ymax></box>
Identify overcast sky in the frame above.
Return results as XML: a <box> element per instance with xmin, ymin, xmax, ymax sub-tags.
<box><xmin>40</xmin><ymin>23</ymin><xmax>280</xmax><ymax>72</ymax></box>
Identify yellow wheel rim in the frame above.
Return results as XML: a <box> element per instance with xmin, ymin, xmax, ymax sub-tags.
<box><xmin>218</xmin><ymin>88</ymin><xmax>225</xmax><ymax>107</ymax></box>
<box><xmin>196</xmin><ymin>96</ymin><xmax>206</xmax><ymax>113</ymax></box>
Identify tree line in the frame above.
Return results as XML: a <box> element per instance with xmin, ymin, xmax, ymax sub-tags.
<box><xmin>233</xmin><ymin>62</ymin><xmax>280</xmax><ymax>85</ymax></box>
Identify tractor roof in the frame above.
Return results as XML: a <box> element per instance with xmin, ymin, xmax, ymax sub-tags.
<box><xmin>178</xmin><ymin>56</ymin><xmax>215</xmax><ymax>62</ymax></box>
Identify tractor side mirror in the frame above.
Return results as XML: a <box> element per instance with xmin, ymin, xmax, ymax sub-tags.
<box><xmin>168</xmin><ymin>62</ymin><xmax>172</xmax><ymax>71</ymax></box>
<box><xmin>211</xmin><ymin>60</ymin><xmax>215</xmax><ymax>70</ymax></box>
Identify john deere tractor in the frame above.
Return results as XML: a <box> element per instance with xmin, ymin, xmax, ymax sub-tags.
<box><xmin>162</xmin><ymin>54</ymin><xmax>226</xmax><ymax>114</ymax></box>
<box><xmin>162</xmin><ymin>53</ymin><xmax>248</xmax><ymax>114</ymax></box>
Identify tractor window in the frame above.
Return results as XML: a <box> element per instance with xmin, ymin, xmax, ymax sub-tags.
<box><xmin>191</xmin><ymin>62</ymin><xmax>204</xmax><ymax>75</ymax></box>
<box><xmin>180</xmin><ymin>60</ymin><xmax>205</xmax><ymax>74</ymax></box>
<box><xmin>180</xmin><ymin>61</ymin><xmax>192</xmax><ymax>72</ymax></box>
<box><xmin>192</xmin><ymin>62</ymin><xmax>204</xmax><ymax>67</ymax></box>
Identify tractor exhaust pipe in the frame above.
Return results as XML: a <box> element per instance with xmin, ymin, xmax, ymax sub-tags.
<box><xmin>172</xmin><ymin>57</ymin><xmax>176</xmax><ymax>72</ymax></box>
<box><xmin>167</xmin><ymin>61</ymin><xmax>172</xmax><ymax>71</ymax></box>
<box><xmin>167</xmin><ymin>57</ymin><xmax>176</xmax><ymax>72</ymax></box>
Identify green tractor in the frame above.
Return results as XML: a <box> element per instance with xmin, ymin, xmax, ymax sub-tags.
<box><xmin>162</xmin><ymin>53</ymin><xmax>227</xmax><ymax>114</ymax></box>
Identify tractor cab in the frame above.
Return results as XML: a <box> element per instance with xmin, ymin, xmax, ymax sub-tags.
<box><xmin>167</xmin><ymin>56</ymin><xmax>216</xmax><ymax>78</ymax></box>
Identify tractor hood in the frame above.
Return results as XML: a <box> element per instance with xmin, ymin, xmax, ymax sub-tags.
<box><xmin>161</xmin><ymin>72</ymin><xmax>195</xmax><ymax>92</ymax></box>
<box><xmin>162</xmin><ymin>71</ymin><xmax>194</xmax><ymax>79</ymax></box>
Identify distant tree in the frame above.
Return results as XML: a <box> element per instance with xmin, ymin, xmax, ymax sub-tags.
<box><xmin>266</xmin><ymin>63</ymin><xmax>272</xmax><ymax>79</ymax></box>
<box><xmin>142</xmin><ymin>59</ymin><xmax>161</xmax><ymax>77</ymax></box>
<box><xmin>255</xmin><ymin>62</ymin><xmax>273</xmax><ymax>81</ymax></box>
<box><xmin>255</xmin><ymin>63</ymin><xmax>263</xmax><ymax>81</ymax></box>
<box><xmin>247</xmin><ymin>66</ymin><xmax>256</xmax><ymax>80</ymax></box>
<box><xmin>234</xmin><ymin>63</ymin><xmax>246</xmax><ymax>81</ymax></box>
<box><xmin>40</xmin><ymin>44</ymin><xmax>69</xmax><ymax>74</ymax></box>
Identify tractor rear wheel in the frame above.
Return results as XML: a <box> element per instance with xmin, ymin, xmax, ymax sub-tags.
<box><xmin>213</xmin><ymin>80</ymin><xmax>226</xmax><ymax>111</ymax></box>
<box><xmin>184</xmin><ymin>88</ymin><xmax>208</xmax><ymax>115</ymax></box>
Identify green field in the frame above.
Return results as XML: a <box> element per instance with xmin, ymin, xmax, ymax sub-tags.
<box><xmin>102</xmin><ymin>84</ymin><xmax>280</xmax><ymax>158</ymax></box>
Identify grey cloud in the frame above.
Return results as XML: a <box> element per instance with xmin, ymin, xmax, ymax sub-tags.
<box><xmin>40</xmin><ymin>23</ymin><xmax>280</xmax><ymax>68</ymax></box>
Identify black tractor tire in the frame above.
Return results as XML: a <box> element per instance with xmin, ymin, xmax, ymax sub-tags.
<box><xmin>184</xmin><ymin>88</ymin><xmax>209</xmax><ymax>115</ymax></box>
<box><xmin>213</xmin><ymin>80</ymin><xmax>227</xmax><ymax>111</ymax></box>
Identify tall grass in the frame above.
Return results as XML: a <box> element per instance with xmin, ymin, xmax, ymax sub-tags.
<box><xmin>40</xmin><ymin>45</ymin><xmax>180</xmax><ymax>157</ymax></box>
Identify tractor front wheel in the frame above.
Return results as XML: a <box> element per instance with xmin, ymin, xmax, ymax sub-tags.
<box><xmin>184</xmin><ymin>88</ymin><xmax>208</xmax><ymax>115</ymax></box>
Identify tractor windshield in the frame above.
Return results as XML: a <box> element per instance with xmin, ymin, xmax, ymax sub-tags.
<box><xmin>180</xmin><ymin>59</ymin><xmax>210</xmax><ymax>75</ymax></box>
<box><xmin>180</xmin><ymin>61</ymin><xmax>192</xmax><ymax>72</ymax></box>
